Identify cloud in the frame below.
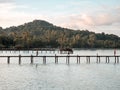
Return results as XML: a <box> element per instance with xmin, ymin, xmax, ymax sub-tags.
<box><xmin>0</xmin><ymin>3</ymin><xmax>17</xmax><ymax>14</ymax></box>
<box><xmin>0</xmin><ymin>2</ymin><xmax>43</xmax><ymax>28</ymax></box>
<box><xmin>52</xmin><ymin>1</ymin><xmax>120</xmax><ymax>30</ymax></box>
<box><xmin>0</xmin><ymin>12</ymin><xmax>48</xmax><ymax>28</ymax></box>
<box><xmin>54</xmin><ymin>11</ymin><xmax>120</xmax><ymax>30</ymax></box>
<box><xmin>0</xmin><ymin>0</ymin><xmax>119</xmax><ymax>36</ymax></box>
<box><xmin>0</xmin><ymin>0</ymin><xmax>13</xmax><ymax>3</ymax></box>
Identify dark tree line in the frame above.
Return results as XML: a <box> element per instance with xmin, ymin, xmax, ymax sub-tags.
<box><xmin>0</xmin><ymin>20</ymin><xmax>120</xmax><ymax>49</ymax></box>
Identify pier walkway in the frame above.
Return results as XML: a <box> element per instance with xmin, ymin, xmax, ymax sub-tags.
<box><xmin>0</xmin><ymin>55</ymin><xmax>119</xmax><ymax>64</ymax></box>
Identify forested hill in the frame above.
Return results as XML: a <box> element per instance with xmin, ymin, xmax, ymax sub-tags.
<box><xmin>0</xmin><ymin>20</ymin><xmax>120</xmax><ymax>48</ymax></box>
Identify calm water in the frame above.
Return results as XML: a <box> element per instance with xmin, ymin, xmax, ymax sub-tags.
<box><xmin>0</xmin><ymin>49</ymin><xmax>120</xmax><ymax>90</ymax></box>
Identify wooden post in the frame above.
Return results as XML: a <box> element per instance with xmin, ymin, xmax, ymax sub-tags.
<box><xmin>66</xmin><ymin>56</ymin><xmax>70</xmax><ymax>64</ymax></box>
<box><xmin>117</xmin><ymin>56</ymin><xmax>119</xmax><ymax>63</ymax></box>
<box><xmin>77</xmin><ymin>56</ymin><xmax>79</xmax><ymax>64</ymax></box>
<box><xmin>31</xmin><ymin>55</ymin><xmax>33</xmax><ymax>64</ymax></box>
<box><xmin>88</xmin><ymin>56</ymin><xmax>90</xmax><ymax>63</ymax></box>
<box><xmin>106</xmin><ymin>56</ymin><xmax>108</xmax><ymax>63</ymax></box>
<box><xmin>56</xmin><ymin>56</ymin><xmax>58</xmax><ymax>64</ymax></box>
<box><xmin>45</xmin><ymin>56</ymin><xmax>46</xmax><ymax>64</ymax></box>
<box><xmin>97</xmin><ymin>56</ymin><xmax>100</xmax><ymax>63</ymax></box>
<box><xmin>77</xmin><ymin>55</ymin><xmax>80</xmax><ymax>64</ymax></box>
<box><xmin>99</xmin><ymin>56</ymin><xmax>100</xmax><ymax>63</ymax></box>
<box><xmin>96</xmin><ymin>56</ymin><xmax>98</xmax><ymax>63</ymax></box>
<box><xmin>115</xmin><ymin>56</ymin><xmax>116</xmax><ymax>63</ymax></box>
<box><xmin>78</xmin><ymin>56</ymin><xmax>80</xmax><ymax>64</ymax></box>
<box><xmin>7</xmin><ymin>56</ymin><xmax>10</xmax><ymax>64</ymax></box>
<box><xmin>108</xmin><ymin>56</ymin><xmax>110</xmax><ymax>63</ymax></box>
<box><xmin>55</xmin><ymin>55</ymin><xmax>56</xmax><ymax>64</ymax></box>
<box><xmin>66</xmin><ymin>56</ymin><xmax>68</xmax><ymax>64</ymax></box>
<box><xmin>86</xmin><ymin>56</ymin><xmax>90</xmax><ymax>63</ymax></box>
<box><xmin>36</xmin><ymin>50</ymin><xmax>38</xmax><ymax>56</ymax></box>
<box><xmin>19</xmin><ymin>55</ymin><xmax>21</xmax><ymax>64</ymax></box>
<box><xmin>55</xmin><ymin>55</ymin><xmax>58</xmax><ymax>64</ymax></box>
<box><xmin>55</xmin><ymin>55</ymin><xmax>57</xmax><ymax>64</ymax></box>
<box><xmin>106</xmin><ymin>56</ymin><xmax>110</xmax><ymax>63</ymax></box>
<box><xmin>86</xmin><ymin>56</ymin><xmax>88</xmax><ymax>63</ymax></box>
<box><xmin>43</xmin><ymin>56</ymin><xmax>44</xmax><ymax>64</ymax></box>
<box><xmin>43</xmin><ymin>56</ymin><xmax>46</xmax><ymax>64</ymax></box>
<box><xmin>68</xmin><ymin>56</ymin><xmax>70</xmax><ymax>64</ymax></box>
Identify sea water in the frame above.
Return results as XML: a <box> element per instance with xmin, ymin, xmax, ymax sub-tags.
<box><xmin>0</xmin><ymin>49</ymin><xmax>120</xmax><ymax>90</ymax></box>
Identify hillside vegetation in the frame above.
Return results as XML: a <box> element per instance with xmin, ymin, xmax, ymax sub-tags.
<box><xmin>0</xmin><ymin>20</ymin><xmax>120</xmax><ymax>48</ymax></box>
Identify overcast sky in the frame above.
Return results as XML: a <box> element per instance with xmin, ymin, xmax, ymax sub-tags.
<box><xmin>0</xmin><ymin>0</ymin><xmax>120</xmax><ymax>36</ymax></box>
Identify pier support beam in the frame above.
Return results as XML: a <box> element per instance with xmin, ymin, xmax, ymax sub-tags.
<box><xmin>106</xmin><ymin>57</ymin><xmax>107</xmax><ymax>63</ymax></box>
<box><xmin>86</xmin><ymin>56</ymin><xmax>90</xmax><ymax>63</ymax></box>
<box><xmin>31</xmin><ymin>55</ymin><xmax>33</xmax><ymax>64</ymax></box>
<box><xmin>117</xmin><ymin>56</ymin><xmax>119</xmax><ymax>63</ymax></box>
<box><xmin>77</xmin><ymin>56</ymin><xmax>80</xmax><ymax>64</ymax></box>
<box><xmin>19</xmin><ymin>55</ymin><xmax>21</xmax><ymax>64</ymax></box>
<box><xmin>97</xmin><ymin>56</ymin><xmax>100</xmax><ymax>63</ymax></box>
<box><xmin>43</xmin><ymin>56</ymin><xmax>46</xmax><ymax>64</ymax></box>
<box><xmin>106</xmin><ymin>56</ymin><xmax>110</xmax><ymax>63</ymax></box>
<box><xmin>55</xmin><ymin>55</ymin><xmax>58</xmax><ymax>64</ymax></box>
<box><xmin>115</xmin><ymin>56</ymin><xmax>117</xmax><ymax>63</ymax></box>
<box><xmin>115</xmin><ymin>56</ymin><xmax>119</xmax><ymax>64</ymax></box>
<box><xmin>7</xmin><ymin>56</ymin><xmax>10</xmax><ymax>64</ymax></box>
<box><xmin>66</xmin><ymin>56</ymin><xmax>70</xmax><ymax>64</ymax></box>
<box><xmin>108</xmin><ymin>57</ymin><xmax>110</xmax><ymax>63</ymax></box>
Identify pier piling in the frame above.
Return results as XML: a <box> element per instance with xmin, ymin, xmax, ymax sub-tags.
<box><xmin>86</xmin><ymin>56</ymin><xmax>90</xmax><ymax>63</ymax></box>
<box><xmin>55</xmin><ymin>55</ymin><xmax>58</xmax><ymax>64</ymax></box>
<box><xmin>31</xmin><ymin>55</ymin><xmax>33</xmax><ymax>64</ymax></box>
<box><xmin>117</xmin><ymin>56</ymin><xmax>119</xmax><ymax>63</ymax></box>
<box><xmin>77</xmin><ymin>56</ymin><xmax>80</xmax><ymax>64</ymax></box>
<box><xmin>19</xmin><ymin>55</ymin><xmax>21</xmax><ymax>64</ymax></box>
<box><xmin>7</xmin><ymin>56</ymin><xmax>10</xmax><ymax>64</ymax></box>
<box><xmin>66</xmin><ymin>56</ymin><xmax>70</xmax><ymax>64</ymax></box>
<box><xmin>43</xmin><ymin>56</ymin><xmax>46</xmax><ymax>64</ymax></box>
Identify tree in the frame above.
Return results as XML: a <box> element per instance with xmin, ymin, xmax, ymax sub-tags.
<box><xmin>57</xmin><ymin>32</ymin><xmax>68</xmax><ymax>48</ymax></box>
<box><xmin>88</xmin><ymin>34</ymin><xmax>96</xmax><ymax>48</ymax></box>
<box><xmin>22</xmin><ymin>31</ymin><xmax>33</xmax><ymax>48</ymax></box>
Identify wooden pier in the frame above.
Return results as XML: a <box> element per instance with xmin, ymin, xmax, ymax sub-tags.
<box><xmin>0</xmin><ymin>55</ymin><xmax>119</xmax><ymax>64</ymax></box>
<box><xmin>0</xmin><ymin>48</ymin><xmax>56</xmax><ymax>53</ymax></box>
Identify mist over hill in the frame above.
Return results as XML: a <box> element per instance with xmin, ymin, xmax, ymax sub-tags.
<box><xmin>0</xmin><ymin>20</ymin><xmax>120</xmax><ymax>48</ymax></box>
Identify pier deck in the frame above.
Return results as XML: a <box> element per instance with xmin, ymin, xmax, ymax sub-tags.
<box><xmin>0</xmin><ymin>55</ymin><xmax>119</xmax><ymax>64</ymax></box>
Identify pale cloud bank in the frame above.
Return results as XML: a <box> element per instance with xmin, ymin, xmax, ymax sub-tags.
<box><xmin>0</xmin><ymin>0</ymin><xmax>120</xmax><ymax>36</ymax></box>
<box><xmin>53</xmin><ymin>6</ymin><xmax>120</xmax><ymax>36</ymax></box>
<box><xmin>54</xmin><ymin>14</ymin><xmax>119</xmax><ymax>29</ymax></box>
<box><xmin>0</xmin><ymin>2</ymin><xmax>48</xmax><ymax>28</ymax></box>
<box><xmin>0</xmin><ymin>0</ymin><xmax>13</xmax><ymax>3</ymax></box>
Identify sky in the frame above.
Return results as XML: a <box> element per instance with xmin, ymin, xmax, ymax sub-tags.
<box><xmin>0</xmin><ymin>0</ymin><xmax>120</xmax><ymax>36</ymax></box>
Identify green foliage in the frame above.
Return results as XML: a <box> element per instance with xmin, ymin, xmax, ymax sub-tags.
<box><xmin>0</xmin><ymin>20</ymin><xmax>120</xmax><ymax>49</ymax></box>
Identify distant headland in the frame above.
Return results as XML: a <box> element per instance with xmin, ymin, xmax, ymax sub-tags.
<box><xmin>0</xmin><ymin>20</ymin><xmax>120</xmax><ymax>49</ymax></box>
